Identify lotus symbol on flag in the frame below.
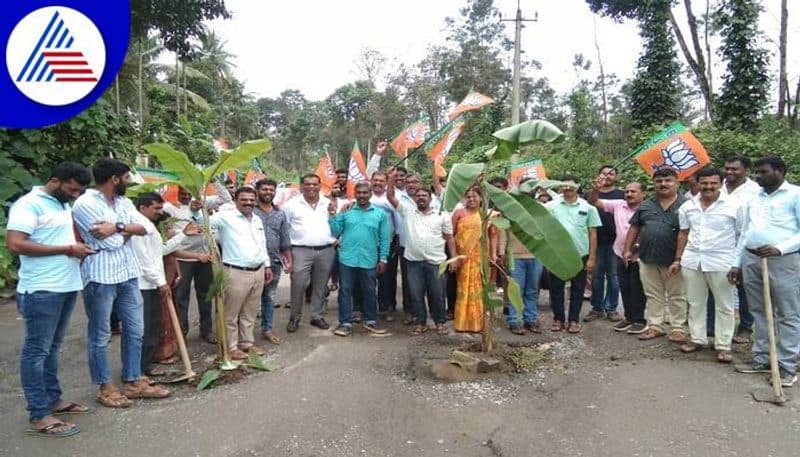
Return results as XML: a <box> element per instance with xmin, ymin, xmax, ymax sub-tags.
<box><xmin>522</xmin><ymin>167</ymin><xmax>540</xmax><ymax>181</ymax></box>
<box><xmin>660</xmin><ymin>139</ymin><xmax>699</xmax><ymax>171</ymax></box>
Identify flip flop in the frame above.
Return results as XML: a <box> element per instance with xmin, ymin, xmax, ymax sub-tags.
<box><xmin>51</xmin><ymin>402</ymin><xmax>96</xmax><ymax>415</ymax></box>
<box><xmin>26</xmin><ymin>421</ymin><xmax>80</xmax><ymax>438</ymax></box>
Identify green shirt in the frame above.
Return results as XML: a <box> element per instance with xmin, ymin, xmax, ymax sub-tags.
<box><xmin>546</xmin><ymin>197</ymin><xmax>602</xmax><ymax>257</ymax></box>
<box><xmin>328</xmin><ymin>204</ymin><xmax>390</xmax><ymax>269</ymax></box>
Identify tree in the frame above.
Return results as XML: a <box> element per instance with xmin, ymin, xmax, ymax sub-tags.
<box><xmin>777</xmin><ymin>0</ymin><xmax>789</xmax><ymax>117</ymax></box>
<box><xmin>353</xmin><ymin>47</ymin><xmax>387</xmax><ymax>86</ymax></box>
<box><xmin>668</xmin><ymin>0</ymin><xmax>713</xmax><ymax>120</ymax></box>
<box><xmin>130</xmin><ymin>0</ymin><xmax>231</xmax><ymax>56</ymax></box>
<box><xmin>714</xmin><ymin>0</ymin><xmax>770</xmax><ymax>131</ymax></box>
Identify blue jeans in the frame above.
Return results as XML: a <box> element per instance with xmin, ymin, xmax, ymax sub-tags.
<box><xmin>591</xmin><ymin>242</ymin><xmax>619</xmax><ymax>313</ymax></box>
<box><xmin>406</xmin><ymin>260</ymin><xmax>446</xmax><ymax>325</ymax></box>
<box><xmin>83</xmin><ymin>278</ymin><xmax>144</xmax><ymax>384</ymax></box>
<box><xmin>337</xmin><ymin>264</ymin><xmax>378</xmax><ymax>326</ymax></box>
<box><xmin>18</xmin><ymin>291</ymin><xmax>77</xmax><ymax>421</ymax></box>
<box><xmin>261</xmin><ymin>263</ymin><xmax>282</xmax><ymax>332</ymax></box>
<box><xmin>506</xmin><ymin>258</ymin><xmax>542</xmax><ymax>326</ymax></box>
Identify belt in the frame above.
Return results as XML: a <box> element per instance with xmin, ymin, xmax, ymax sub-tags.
<box><xmin>222</xmin><ymin>262</ymin><xmax>263</xmax><ymax>271</ymax></box>
<box><xmin>746</xmin><ymin>248</ymin><xmax>799</xmax><ymax>256</ymax></box>
<box><xmin>292</xmin><ymin>244</ymin><xmax>334</xmax><ymax>251</ymax></box>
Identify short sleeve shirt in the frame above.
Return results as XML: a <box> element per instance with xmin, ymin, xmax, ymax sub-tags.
<box><xmin>629</xmin><ymin>195</ymin><xmax>687</xmax><ymax>266</ymax></box>
<box><xmin>7</xmin><ymin>187</ymin><xmax>82</xmax><ymax>293</ymax></box>
<box><xmin>546</xmin><ymin>198</ymin><xmax>602</xmax><ymax>257</ymax></box>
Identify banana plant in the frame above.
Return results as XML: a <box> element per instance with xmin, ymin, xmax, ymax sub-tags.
<box><xmin>136</xmin><ymin>139</ymin><xmax>271</xmax><ymax>369</ymax></box>
<box><xmin>443</xmin><ymin>120</ymin><xmax>581</xmax><ymax>352</ymax></box>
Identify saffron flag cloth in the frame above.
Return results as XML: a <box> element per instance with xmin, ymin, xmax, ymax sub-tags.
<box><xmin>313</xmin><ymin>152</ymin><xmax>337</xmax><ymax>195</ymax></box>
<box><xmin>427</xmin><ymin>119</ymin><xmax>465</xmax><ymax>162</ymax></box>
<box><xmin>390</xmin><ymin>118</ymin><xmax>430</xmax><ymax>157</ymax></box>
<box><xmin>133</xmin><ymin>167</ymin><xmax>180</xmax><ymax>203</ymax></box>
<box><xmin>243</xmin><ymin>170</ymin><xmax>266</xmax><ymax>188</ymax></box>
<box><xmin>346</xmin><ymin>141</ymin><xmax>368</xmax><ymax>199</ymax></box>
<box><xmin>448</xmin><ymin>91</ymin><xmax>495</xmax><ymax>121</ymax></box>
<box><xmin>508</xmin><ymin>159</ymin><xmax>548</xmax><ymax>188</ymax></box>
<box><xmin>632</xmin><ymin>122</ymin><xmax>710</xmax><ymax>181</ymax></box>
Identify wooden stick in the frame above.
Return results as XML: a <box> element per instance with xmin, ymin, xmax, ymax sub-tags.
<box><xmin>166</xmin><ymin>295</ymin><xmax>196</xmax><ymax>380</ymax></box>
<box><xmin>761</xmin><ymin>257</ymin><xmax>785</xmax><ymax>401</ymax></box>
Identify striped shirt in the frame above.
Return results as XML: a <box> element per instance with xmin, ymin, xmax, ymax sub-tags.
<box><xmin>7</xmin><ymin>187</ymin><xmax>83</xmax><ymax>293</ymax></box>
<box><xmin>72</xmin><ymin>189</ymin><xmax>144</xmax><ymax>285</ymax></box>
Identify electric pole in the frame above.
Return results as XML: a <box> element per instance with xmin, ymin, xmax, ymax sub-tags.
<box><xmin>502</xmin><ymin>1</ymin><xmax>537</xmax><ymax>125</ymax></box>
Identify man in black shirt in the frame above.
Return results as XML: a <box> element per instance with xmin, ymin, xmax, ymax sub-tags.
<box><xmin>584</xmin><ymin>165</ymin><xmax>625</xmax><ymax>323</ymax></box>
<box><xmin>624</xmin><ymin>167</ymin><xmax>688</xmax><ymax>342</ymax></box>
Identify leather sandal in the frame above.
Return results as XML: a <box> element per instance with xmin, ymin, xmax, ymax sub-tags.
<box><xmin>680</xmin><ymin>342</ymin><xmax>701</xmax><ymax>353</ymax></box>
<box><xmin>96</xmin><ymin>386</ymin><xmax>132</xmax><ymax>408</ymax></box>
<box><xmin>638</xmin><ymin>328</ymin><xmax>666</xmax><ymax>340</ymax></box>
<box><xmin>716</xmin><ymin>350</ymin><xmax>733</xmax><ymax>363</ymax></box>
<box><xmin>550</xmin><ymin>321</ymin><xmax>564</xmax><ymax>332</ymax></box>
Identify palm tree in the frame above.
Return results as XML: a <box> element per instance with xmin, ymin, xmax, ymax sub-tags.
<box><xmin>197</xmin><ymin>31</ymin><xmax>236</xmax><ymax>137</ymax></box>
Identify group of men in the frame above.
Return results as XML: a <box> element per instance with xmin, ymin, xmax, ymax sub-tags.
<box><xmin>9</xmin><ymin>148</ymin><xmax>800</xmax><ymax>438</ymax></box>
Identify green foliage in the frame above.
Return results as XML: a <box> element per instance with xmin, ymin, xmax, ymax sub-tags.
<box><xmin>713</xmin><ymin>0</ymin><xmax>770</xmax><ymax>132</ymax></box>
<box><xmin>247</xmin><ymin>352</ymin><xmax>279</xmax><ymax>372</ymax></box>
<box><xmin>202</xmin><ymin>139</ymin><xmax>272</xmax><ymax>182</ymax></box>
<box><xmin>0</xmin><ymin>213</ymin><xmax>18</xmax><ymax>298</ymax></box>
<box><xmin>143</xmin><ymin>143</ymin><xmax>206</xmax><ymax>197</ymax></box>
<box><xmin>492</xmin><ymin>120</ymin><xmax>565</xmax><ymax>160</ymax></box>
<box><xmin>131</xmin><ymin>0</ymin><xmax>230</xmax><ymax>56</ymax></box>
<box><xmin>196</xmin><ymin>369</ymin><xmax>220</xmax><ymax>391</ymax></box>
<box><xmin>443</xmin><ymin>163</ymin><xmax>486</xmax><ymax>211</ymax></box>
<box><xmin>506</xmin><ymin>277</ymin><xmax>524</xmax><ymax>316</ymax></box>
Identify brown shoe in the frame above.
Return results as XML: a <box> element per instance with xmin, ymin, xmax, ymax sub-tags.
<box><xmin>638</xmin><ymin>328</ymin><xmax>666</xmax><ymax>340</ymax></box>
<box><xmin>121</xmin><ymin>379</ymin><xmax>170</xmax><ymax>399</ymax></box>
<box><xmin>567</xmin><ymin>321</ymin><xmax>582</xmax><ymax>334</ymax></box>
<box><xmin>668</xmin><ymin>330</ymin><xmax>688</xmax><ymax>343</ymax></box>
<box><xmin>96</xmin><ymin>385</ymin><xmax>132</xmax><ymax>408</ymax></box>
<box><xmin>583</xmin><ymin>310</ymin><xmax>604</xmax><ymax>322</ymax></box>
<box><xmin>229</xmin><ymin>349</ymin><xmax>248</xmax><ymax>360</ymax></box>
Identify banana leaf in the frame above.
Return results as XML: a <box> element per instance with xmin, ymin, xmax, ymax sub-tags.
<box><xmin>126</xmin><ymin>181</ymin><xmax>179</xmax><ymax>198</ymax></box>
<box><xmin>196</xmin><ymin>369</ymin><xmax>220</xmax><ymax>391</ymax></box>
<box><xmin>482</xmin><ymin>282</ymin><xmax>504</xmax><ymax>309</ymax></box>
<box><xmin>202</xmin><ymin>139</ymin><xmax>271</xmax><ymax>183</ymax></box>
<box><xmin>506</xmin><ymin>277</ymin><xmax>523</xmax><ymax>315</ymax></box>
<box><xmin>143</xmin><ymin>143</ymin><xmax>206</xmax><ymax>197</ymax></box>
<box><xmin>491</xmin><ymin>120</ymin><xmax>565</xmax><ymax>160</ymax></box>
<box><xmin>442</xmin><ymin>163</ymin><xmax>485</xmax><ymax>211</ymax></box>
<box><xmin>483</xmin><ymin>184</ymin><xmax>582</xmax><ymax>281</ymax></box>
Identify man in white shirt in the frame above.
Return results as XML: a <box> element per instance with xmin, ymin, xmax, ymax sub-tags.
<box><xmin>210</xmin><ymin>187</ymin><xmax>272</xmax><ymax>360</ymax></box>
<box><xmin>131</xmin><ymin>193</ymin><xmax>202</xmax><ymax>377</ymax></box>
<box><xmin>164</xmin><ymin>187</ymin><xmax>215</xmax><ymax>344</ymax></box>
<box><xmin>672</xmin><ymin>168</ymin><xmax>741</xmax><ymax>362</ymax></box>
<box><xmin>721</xmin><ymin>156</ymin><xmax>761</xmax><ymax>343</ymax></box>
<box><xmin>282</xmin><ymin>174</ymin><xmax>337</xmax><ymax>332</ymax></box>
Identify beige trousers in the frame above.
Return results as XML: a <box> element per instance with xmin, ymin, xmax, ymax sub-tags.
<box><xmin>682</xmin><ymin>268</ymin><xmax>735</xmax><ymax>350</ymax></box>
<box><xmin>639</xmin><ymin>261</ymin><xmax>687</xmax><ymax>333</ymax></box>
<box><xmin>223</xmin><ymin>266</ymin><xmax>265</xmax><ymax>350</ymax></box>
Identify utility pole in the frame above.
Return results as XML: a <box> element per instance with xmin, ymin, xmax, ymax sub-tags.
<box><xmin>502</xmin><ymin>0</ymin><xmax>537</xmax><ymax>125</ymax></box>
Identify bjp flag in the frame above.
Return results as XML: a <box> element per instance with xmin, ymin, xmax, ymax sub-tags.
<box><xmin>426</xmin><ymin>119</ymin><xmax>465</xmax><ymax>163</ymax></box>
<box><xmin>390</xmin><ymin>118</ymin><xmax>430</xmax><ymax>157</ymax></box>
<box><xmin>134</xmin><ymin>167</ymin><xmax>180</xmax><ymax>203</ymax></box>
<box><xmin>448</xmin><ymin>91</ymin><xmax>494</xmax><ymax>121</ymax></box>
<box><xmin>632</xmin><ymin>122</ymin><xmax>710</xmax><ymax>181</ymax></box>
<box><xmin>313</xmin><ymin>152</ymin><xmax>337</xmax><ymax>194</ymax></box>
<box><xmin>243</xmin><ymin>170</ymin><xmax>266</xmax><ymax>188</ymax></box>
<box><xmin>508</xmin><ymin>159</ymin><xmax>548</xmax><ymax>188</ymax></box>
<box><xmin>346</xmin><ymin>141</ymin><xmax>367</xmax><ymax>199</ymax></box>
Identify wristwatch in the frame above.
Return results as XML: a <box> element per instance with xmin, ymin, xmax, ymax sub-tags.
<box><xmin>115</xmin><ymin>222</ymin><xmax>126</xmax><ymax>233</ymax></box>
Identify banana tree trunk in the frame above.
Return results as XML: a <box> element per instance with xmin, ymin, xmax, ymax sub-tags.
<box><xmin>199</xmin><ymin>204</ymin><xmax>231</xmax><ymax>367</ymax></box>
<box><xmin>480</xmin><ymin>201</ymin><xmax>493</xmax><ymax>353</ymax></box>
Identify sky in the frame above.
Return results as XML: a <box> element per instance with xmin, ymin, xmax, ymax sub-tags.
<box><xmin>208</xmin><ymin>0</ymin><xmax>796</xmax><ymax>103</ymax></box>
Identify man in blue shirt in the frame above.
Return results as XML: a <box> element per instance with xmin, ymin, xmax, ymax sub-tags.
<box><xmin>328</xmin><ymin>181</ymin><xmax>390</xmax><ymax>336</ymax></box>
<box><xmin>7</xmin><ymin>162</ymin><xmax>93</xmax><ymax>437</ymax></box>
<box><xmin>730</xmin><ymin>156</ymin><xmax>800</xmax><ymax>387</ymax></box>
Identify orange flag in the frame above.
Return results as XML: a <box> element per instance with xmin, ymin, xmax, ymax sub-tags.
<box><xmin>508</xmin><ymin>159</ymin><xmax>548</xmax><ymax>188</ymax></box>
<box><xmin>346</xmin><ymin>141</ymin><xmax>367</xmax><ymax>199</ymax></box>
<box><xmin>448</xmin><ymin>91</ymin><xmax>494</xmax><ymax>120</ymax></box>
<box><xmin>390</xmin><ymin>118</ymin><xmax>430</xmax><ymax>157</ymax></box>
<box><xmin>632</xmin><ymin>122</ymin><xmax>710</xmax><ymax>181</ymax></box>
<box><xmin>243</xmin><ymin>170</ymin><xmax>266</xmax><ymax>188</ymax></box>
<box><xmin>313</xmin><ymin>152</ymin><xmax>337</xmax><ymax>195</ymax></box>
<box><xmin>427</xmin><ymin>119</ymin><xmax>465</xmax><ymax>162</ymax></box>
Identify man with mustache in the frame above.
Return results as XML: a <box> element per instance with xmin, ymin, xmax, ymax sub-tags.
<box><xmin>210</xmin><ymin>187</ymin><xmax>272</xmax><ymax>360</ymax></box>
<box><xmin>328</xmin><ymin>181</ymin><xmax>390</xmax><ymax>336</ymax></box>
<box><xmin>588</xmin><ymin>180</ymin><xmax>649</xmax><ymax>335</ymax></box>
<box><xmin>730</xmin><ymin>156</ymin><xmax>800</xmax><ymax>387</ymax></box>
<box><xmin>72</xmin><ymin>159</ymin><xmax>155</xmax><ymax>408</ymax></box>
<box><xmin>624</xmin><ymin>167</ymin><xmax>688</xmax><ymax>342</ymax></box>
<box><xmin>7</xmin><ymin>162</ymin><xmax>94</xmax><ymax>437</ymax></box>
<box><xmin>368</xmin><ymin>165</ymin><xmax>401</xmax><ymax>322</ymax></box>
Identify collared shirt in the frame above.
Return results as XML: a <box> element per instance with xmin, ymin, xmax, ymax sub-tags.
<box><xmin>546</xmin><ymin>197</ymin><xmax>602</xmax><ymax>257</ymax></box>
<box><xmin>72</xmin><ymin>189</ymin><xmax>143</xmax><ymax>285</ymax></box>
<box><xmin>282</xmin><ymin>195</ymin><xmax>337</xmax><ymax>247</ymax></box>
<box><xmin>735</xmin><ymin>181</ymin><xmax>800</xmax><ymax>267</ymax></box>
<box><xmin>328</xmin><ymin>204</ymin><xmax>390</xmax><ymax>269</ymax></box>
<box><xmin>7</xmin><ymin>187</ymin><xmax>82</xmax><ymax>293</ymax></box>
<box><xmin>209</xmin><ymin>210</ymin><xmax>269</xmax><ymax>268</ymax></box>
<box><xmin>628</xmin><ymin>194</ymin><xmax>687</xmax><ymax>266</ymax></box>
<box><xmin>130</xmin><ymin>214</ymin><xmax>186</xmax><ymax>289</ymax></box>
<box><xmin>679</xmin><ymin>195</ymin><xmax>742</xmax><ymax>272</ymax></box>
<box><xmin>396</xmin><ymin>191</ymin><xmax>441</xmax><ymax>247</ymax></box>
<box><xmin>721</xmin><ymin>178</ymin><xmax>760</xmax><ymax>207</ymax></box>
<box><xmin>585</xmin><ymin>188</ymin><xmax>624</xmax><ymax>243</ymax></box>
<box><xmin>164</xmin><ymin>202</ymin><xmax>209</xmax><ymax>260</ymax></box>
<box><xmin>599</xmin><ymin>199</ymin><xmax>640</xmax><ymax>258</ymax></box>
<box><xmin>370</xmin><ymin>192</ymin><xmax>399</xmax><ymax>240</ymax></box>
<box><xmin>254</xmin><ymin>205</ymin><xmax>290</xmax><ymax>260</ymax></box>
<box><xmin>397</xmin><ymin>204</ymin><xmax>452</xmax><ymax>264</ymax></box>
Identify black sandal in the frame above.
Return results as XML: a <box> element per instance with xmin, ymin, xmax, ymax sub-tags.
<box><xmin>51</xmin><ymin>402</ymin><xmax>95</xmax><ymax>415</ymax></box>
<box><xmin>26</xmin><ymin>421</ymin><xmax>80</xmax><ymax>438</ymax></box>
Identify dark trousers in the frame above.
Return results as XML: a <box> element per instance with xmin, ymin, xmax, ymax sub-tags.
<box><xmin>617</xmin><ymin>256</ymin><xmax>646</xmax><ymax>324</ymax></box>
<box><xmin>406</xmin><ymin>260</ymin><xmax>446</xmax><ymax>325</ymax></box>
<box><xmin>338</xmin><ymin>264</ymin><xmax>378</xmax><ymax>325</ymax></box>
<box><xmin>173</xmin><ymin>261</ymin><xmax>213</xmax><ymax>335</ymax></box>
<box><xmin>378</xmin><ymin>237</ymin><xmax>400</xmax><ymax>313</ymax></box>
<box><xmin>399</xmin><ymin>247</ymin><xmax>413</xmax><ymax>314</ymax></box>
<box><xmin>444</xmin><ymin>246</ymin><xmax>457</xmax><ymax>315</ymax></box>
<box><xmin>550</xmin><ymin>257</ymin><xmax>588</xmax><ymax>323</ymax></box>
<box><xmin>140</xmin><ymin>289</ymin><xmax>162</xmax><ymax>371</ymax></box>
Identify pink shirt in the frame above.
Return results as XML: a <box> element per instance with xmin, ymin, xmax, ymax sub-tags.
<box><xmin>600</xmin><ymin>199</ymin><xmax>639</xmax><ymax>258</ymax></box>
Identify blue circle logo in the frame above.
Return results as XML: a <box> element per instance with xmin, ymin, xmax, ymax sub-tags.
<box><xmin>0</xmin><ymin>1</ymin><xmax>129</xmax><ymax>127</ymax></box>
